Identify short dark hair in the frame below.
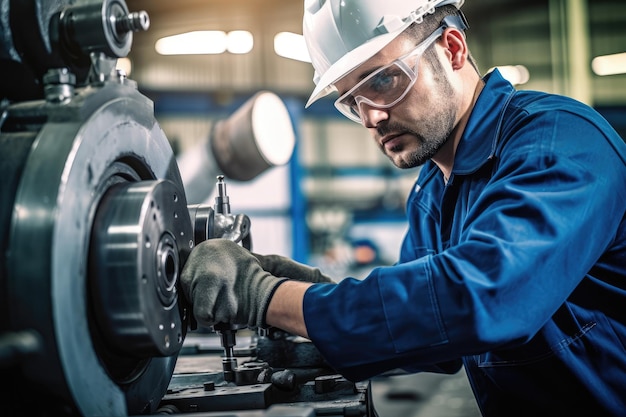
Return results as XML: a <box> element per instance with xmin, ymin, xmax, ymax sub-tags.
<box><xmin>404</xmin><ymin>5</ymin><xmax>480</xmax><ymax>74</ymax></box>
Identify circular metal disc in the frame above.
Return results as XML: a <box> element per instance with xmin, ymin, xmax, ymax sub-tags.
<box><xmin>90</xmin><ymin>179</ymin><xmax>191</xmax><ymax>358</ymax></box>
<box><xmin>7</xmin><ymin>83</ymin><xmax>192</xmax><ymax>415</ymax></box>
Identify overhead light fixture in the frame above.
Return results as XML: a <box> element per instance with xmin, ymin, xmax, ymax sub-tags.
<box><xmin>155</xmin><ymin>30</ymin><xmax>254</xmax><ymax>55</ymax></box>
<box><xmin>227</xmin><ymin>31</ymin><xmax>254</xmax><ymax>54</ymax></box>
<box><xmin>489</xmin><ymin>65</ymin><xmax>530</xmax><ymax>86</ymax></box>
<box><xmin>156</xmin><ymin>31</ymin><xmax>227</xmax><ymax>55</ymax></box>
<box><xmin>592</xmin><ymin>52</ymin><xmax>626</xmax><ymax>76</ymax></box>
<box><xmin>274</xmin><ymin>32</ymin><xmax>311</xmax><ymax>62</ymax></box>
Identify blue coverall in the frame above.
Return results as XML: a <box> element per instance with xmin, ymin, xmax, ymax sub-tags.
<box><xmin>303</xmin><ymin>70</ymin><xmax>626</xmax><ymax>416</ymax></box>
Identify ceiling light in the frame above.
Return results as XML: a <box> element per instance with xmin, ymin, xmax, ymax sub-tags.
<box><xmin>592</xmin><ymin>52</ymin><xmax>626</xmax><ymax>76</ymax></box>
<box><xmin>490</xmin><ymin>65</ymin><xmax>530</xmax><ymax>85</ymax></box>
<box><xmin>274</xmin><ymin>32</ymin><xmax>311</xmax><ymax>62</ymax></box>
<box><xmin>155</xmin><ymin>31</ymin><xmax>227</xmax><ymax>55</ymax></box>
<box><xmin>227</xmin><ymin>31</ymin><xmax>253</xmax><ymax>54</ymax></box>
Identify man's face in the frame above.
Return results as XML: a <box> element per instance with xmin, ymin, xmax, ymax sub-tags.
<box><xmin>334</xmin><ymin>35</ymin><xmax>458</xmax><ymax>169</ymax></box>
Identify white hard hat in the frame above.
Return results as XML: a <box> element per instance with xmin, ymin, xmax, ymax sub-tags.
<box><xmin>303</xmin><ymin>0</ymin><xmax>465</xmax><ymax>107</ymax></box>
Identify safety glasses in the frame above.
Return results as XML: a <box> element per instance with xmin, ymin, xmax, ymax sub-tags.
<box><xmin>335</xmin><ymin>26</ymin><xmax>445</xmax><ymax>123</ymax></box>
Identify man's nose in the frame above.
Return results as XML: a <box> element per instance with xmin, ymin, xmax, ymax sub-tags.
<box><xmin>359</xmin><ymin>103</ymin><xmax>389</xmax><ymax>128</ymax></box>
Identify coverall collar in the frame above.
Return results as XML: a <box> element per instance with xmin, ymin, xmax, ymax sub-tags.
<box><xmin>451</xmin><ymin>69</ymin><xmax>516</xmax><ymax>176</ymax></box>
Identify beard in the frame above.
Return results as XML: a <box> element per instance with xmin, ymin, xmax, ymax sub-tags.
<box><xmin>376</xmin><ymin>66</ymin><xmax>457</xmax><ymax>169</ymax></box>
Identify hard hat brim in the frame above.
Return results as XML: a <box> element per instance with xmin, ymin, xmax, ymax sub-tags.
<box><xmin>305</xmin><ymin>31</ymin><xmax>400</xmax><ymax>108</ymax></box>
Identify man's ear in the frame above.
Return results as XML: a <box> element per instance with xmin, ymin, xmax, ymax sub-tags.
<box><xmin>441</xmin><ymin>28</ymin><xmax>467</xmax><ymax>70</ymax></box>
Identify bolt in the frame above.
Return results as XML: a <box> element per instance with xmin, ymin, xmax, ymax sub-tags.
<box><xmin>43</xmin><ymin>68</ymin><xmax>76</xmax><ymax>86</ymax></box>
<box><xmin>115</xmin><ymin>11</ymin><xmax>150</xmax><ymax>35</ymax></box>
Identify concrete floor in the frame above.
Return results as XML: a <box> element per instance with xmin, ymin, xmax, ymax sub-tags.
<box><xmin>370</xmin><ymin>369</ymin><xmax>482</xmax><ymax>417</ymax></box>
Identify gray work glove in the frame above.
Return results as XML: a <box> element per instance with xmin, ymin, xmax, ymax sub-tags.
<box><xmin>180</xmin><ymin>239</ymin><xmax>286</xmax><ymax>329</ymax></box>
<box><xmin>252</xmin><ymin>253</ymin><xmax>335</xmax><ymax>284</ymax></box>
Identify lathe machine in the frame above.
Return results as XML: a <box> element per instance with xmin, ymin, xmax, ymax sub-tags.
<box><xmin>0</xmin><ymin>0</ymin><xmax>376</xmax><ymax>415</ymax></box>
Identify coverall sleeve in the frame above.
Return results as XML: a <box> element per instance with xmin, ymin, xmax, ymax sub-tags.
<box><xmin>303</xmin><ymin>109</ymin><xmax>626</xmax><ymax>382</ymax></box>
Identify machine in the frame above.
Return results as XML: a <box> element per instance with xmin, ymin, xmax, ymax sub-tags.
<box><xmin>0</xmin><ymin>0</ymin><xmax>375</xmax><ymax>416</ymax></box>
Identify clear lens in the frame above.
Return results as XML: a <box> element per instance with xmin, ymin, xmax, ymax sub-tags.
<box><xmin>334</xmin><ymin>26</ymin><xmax>445</xmax><ymax>123</ymax></box>
<box><xmin>336</xmin><ymin>63</ymin><xmax>415</xmax><ymax>122</ymax></box>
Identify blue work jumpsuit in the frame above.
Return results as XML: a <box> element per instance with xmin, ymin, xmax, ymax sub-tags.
<box><xmin>303</xmin><ymin>70</ymin><xmax>626</xmax><ymax>416</ymax></box>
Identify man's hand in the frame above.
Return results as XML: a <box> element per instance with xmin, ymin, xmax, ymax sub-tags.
<box><xmin>180</xmin><ymin>239</ymin><xmax>286</xmax><ymax>329</ymax></box>
<box><xmin>253</xmin><ymin>253</ymin><xmax>335</xmax><ymax>284</ymax></box>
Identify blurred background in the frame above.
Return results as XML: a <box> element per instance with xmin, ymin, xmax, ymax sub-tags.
<box><xmin>123</xmin><ymin>0</ymin><xmax>626</xmax><ymax>277</ymax></box>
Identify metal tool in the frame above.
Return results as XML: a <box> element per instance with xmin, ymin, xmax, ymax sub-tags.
<box><xmin>212</xmin><ymin>175</ymin><xmax>247</xmax><ymax>383</ymax></box>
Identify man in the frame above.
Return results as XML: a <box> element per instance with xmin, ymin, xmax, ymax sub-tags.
<box><xmin>180</xmin><ymin>1</ymin><xmax>626</xmax><ymax>415</ymax></box>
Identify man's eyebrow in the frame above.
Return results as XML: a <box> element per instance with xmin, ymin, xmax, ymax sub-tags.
<box><xmin>358</xmin><ymin>67</ymin><xmax>380</xmax><ymax>82</ymax></box>
<box><xmin>337</xmin><ymin>65</ymin><xmax>384</xmax><ymax>97</ymax></box>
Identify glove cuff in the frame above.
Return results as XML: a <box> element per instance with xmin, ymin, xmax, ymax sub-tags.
<box><xmin>253</xmin><ymin>253</ymin><xmax>334</xmax><ymax>284</ymax></box>
<box><xmin>258</xmin><ymin>277</ymin><xmax>288</xmax><ymax>329</ymax></box>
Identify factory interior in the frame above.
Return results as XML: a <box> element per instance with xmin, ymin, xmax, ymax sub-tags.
<box><xmin>1</xmin><ymin>0</ymin><xmax>624</xmax><ymax>416</ymax></box>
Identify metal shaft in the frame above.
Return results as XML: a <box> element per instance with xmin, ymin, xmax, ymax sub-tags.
<box><xmin>213</xmin><ymin>323</ymin><xmax>238</xmax><ymax>383</ymax></box>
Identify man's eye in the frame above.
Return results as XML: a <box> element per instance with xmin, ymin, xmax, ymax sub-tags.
<box><xmin>368</xmin><ymin>68</ymin><xmax>403</xmax><ymax>93</ymax></box>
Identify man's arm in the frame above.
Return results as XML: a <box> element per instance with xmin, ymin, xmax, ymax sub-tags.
<box><xmin>266</xmin><ymin>280</ymin><xmax>312</xmax><ymax>338</ymax></box>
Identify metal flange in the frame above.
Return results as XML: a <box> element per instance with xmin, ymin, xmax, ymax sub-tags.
<box><xmin>89</xmin><ymin>179</ymin><xmax>192</xmax><ymax>358</ymax></box>
<box><xmin>2</xmin><ymin>81</ymin><xmax>191</xmax><ymax>415</ymax></box>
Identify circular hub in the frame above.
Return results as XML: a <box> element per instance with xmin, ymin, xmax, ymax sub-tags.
<box><xmin>90</xmin><ymin>179</ymin><xmax>191</xmax><ymax>358</ymax></box>
<box><xmin>2</xmin><ymin>82</ymin><xmax>193</xmax><ymax>415</ymax></box>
